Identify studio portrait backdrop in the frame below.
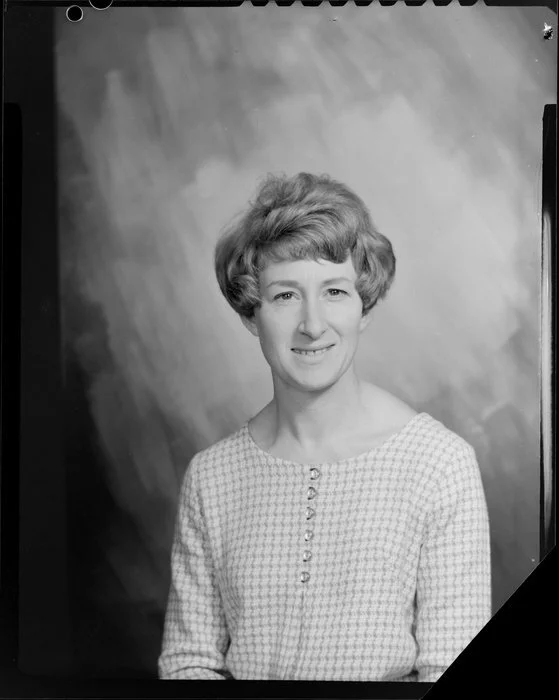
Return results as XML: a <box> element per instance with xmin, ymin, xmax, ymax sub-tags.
<box><xmin>53</xmin><ymin>2</ymin><xmax>555</xmax><ymax>679</ymax></box>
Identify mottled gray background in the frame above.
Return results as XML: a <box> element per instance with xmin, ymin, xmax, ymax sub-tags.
<box><xmin>56</xmin><ymin>4</ymin><xmax>556</xmax><ymax>677</ymax></box>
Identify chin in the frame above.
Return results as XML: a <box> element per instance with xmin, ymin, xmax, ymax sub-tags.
<box><xmin>290</xmin><ymin>374</ymin><xmax>340</xmax><ymax>394</ymax></box>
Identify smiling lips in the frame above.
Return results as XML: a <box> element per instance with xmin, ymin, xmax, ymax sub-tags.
<box><xmin>292</xmin><ymin>344</ymin><xmax>335</xmax><ymax>356</ymax></box>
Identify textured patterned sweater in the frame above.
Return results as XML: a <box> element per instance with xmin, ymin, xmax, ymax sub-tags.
<box><xmin>158</xmin><ymin>412</ymin><xmax>491</xmax><ymax>682</ymax></box>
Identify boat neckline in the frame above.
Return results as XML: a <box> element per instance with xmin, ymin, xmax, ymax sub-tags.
<box><xmin>242</xmin><ymin>411</ymin><xmax>429</xmax><ymax>467</ymax></box>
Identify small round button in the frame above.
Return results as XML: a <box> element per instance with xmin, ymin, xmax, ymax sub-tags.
<box><xmin>304</xmin><ymin>530</ymin><xmax>314</xmax><ymax>541</ymax></box>
<box><xmin>306</xmin><ymin>507</ymin><xmax>315</xmax><ymax>520</ymax></box>
<box><xmin>300</xmin><ymin>571</ymin><xmax>310</xmax><ymax>583</ymax></box>
<box><xmin>302</xmin><ymin>550</ymin><xmax>312</xmax><ymax>562</ymax></box>
<box><xmin>310</xmin><ymin>468</ymin><xmax>321</xmax><ymax>480</ymax></box>
<box><xmin>307</xmin><ymin>486</ymin><xmax>317</xmax><ymax>500</ymax></box>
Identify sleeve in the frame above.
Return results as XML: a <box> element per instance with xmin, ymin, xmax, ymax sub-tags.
<box><xmin>414</xmin><ymin>441</ymin><xmax>492</xmax><ymax>683</ymax></box>
<box><xmin>158</xmin><ymin>457</ymin><xmax>232</xmax><ymax>680</ymax></box>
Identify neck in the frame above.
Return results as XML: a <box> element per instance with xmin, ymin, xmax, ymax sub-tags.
<box><xmin>270</xmin><ymin>370</ymin><xmax>368</xmax><ymax>449</ymax></box>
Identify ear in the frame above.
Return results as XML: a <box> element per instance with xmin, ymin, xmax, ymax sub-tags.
<box><xmin>359</xmin><ymin>307</ymin><xmax>373</xmax><ymax>333</ymax></box>
<box><xmin>240</xmin><ymin>313</ymin><xmax>259</xmax><ymax>337</ymax></box>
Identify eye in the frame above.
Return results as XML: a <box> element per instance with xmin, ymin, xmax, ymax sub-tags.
<box><xmin>327</xmin><ymin>288</ymin><xmax>348</xmax><ymax>297</ymax></box>
<box><xmin>274</xmin><ymin>292</ymin><xmax>295</xmax><ymax>301</ymax></box>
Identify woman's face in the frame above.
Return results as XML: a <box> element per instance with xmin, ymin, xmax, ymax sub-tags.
<box><xmin>242</xmin><ymin>257</ymin><xmax>372</xmax><ymax>395</ymax></box>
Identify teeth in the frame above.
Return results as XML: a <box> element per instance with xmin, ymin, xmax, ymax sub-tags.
<box><xmin>293</xmin><ymin>347</ymin><xmax>330</xmax><ymax>355</ymax></box>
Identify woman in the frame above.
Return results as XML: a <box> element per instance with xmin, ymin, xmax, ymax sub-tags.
<box><xmin>158</xmin><ymin>172</ymin><xmax>491</xmax><ymax>682</ymax></box>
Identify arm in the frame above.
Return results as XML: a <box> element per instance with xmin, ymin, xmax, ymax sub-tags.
<box><xmin>158</xmin><ymin>457</ymin><xmax>231</xmax><ymax>679</ymax></box>
<box><xmin>414</xmin><ymin>441</ymin><xmax>492</xmax><ymax>683</ymax></box>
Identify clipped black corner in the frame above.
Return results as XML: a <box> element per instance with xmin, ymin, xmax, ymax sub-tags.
<box><xmin>423</xmin><ymin>548</ymin><xmax>557</xmax><ymax>698</ymax></box>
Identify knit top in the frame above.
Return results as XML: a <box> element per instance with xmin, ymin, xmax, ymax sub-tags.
<box><xmin>158</xmin><ymin>412</ymin><xmax>491</xmax><ymax>682</ymax></box>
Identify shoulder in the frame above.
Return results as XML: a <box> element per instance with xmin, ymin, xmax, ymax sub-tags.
<box><xmin>408</xmin><ymin>413</ymin><xmax>482</xmax><ymax>498</ymax></box>
<box><xmin>176</xmin><ymin>426</ymin><xmax>247</xmax><ymax>516</ymax></box>
<box><xmin>185</xmin><ymin>424</ymin><xmax>247</xmax><ymax>486</ymax></box>
<box><xmin>364</xmin><ymin>384</ymin><xmax>476</xmax><ymax>464</ymax></box>
<box><xmin>416</xmin><ymin>413</ymin><xmax>476</xmax><ymax>460</ymax></box>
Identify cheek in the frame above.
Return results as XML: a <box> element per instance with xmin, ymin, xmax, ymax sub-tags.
<box><xmin>333</xmin><ymin>306</ymin><xmax>364</xmax><ymax>333</ymax></box>
<box><xmin>258</xmin><ymin>316</ymin><xmax>291</xmax><ymax>353</ymax></box>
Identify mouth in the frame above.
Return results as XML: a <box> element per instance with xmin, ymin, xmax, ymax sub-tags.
<box><xmin>291</xmin><ymin>344</ymin><xmax>335</xmax><ymax>357</ymax></box>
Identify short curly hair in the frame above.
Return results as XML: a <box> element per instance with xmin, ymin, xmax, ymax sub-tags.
<box><xmin>214</xmin><ymin>172</ymin><xmax>395</xmax><ymax>319</ymax></box>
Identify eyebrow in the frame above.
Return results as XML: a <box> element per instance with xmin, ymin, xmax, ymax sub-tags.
<box><xmin>266</xmin><ymin>277</ymin><xmax>354</xmax><ymax>289</ymax></box>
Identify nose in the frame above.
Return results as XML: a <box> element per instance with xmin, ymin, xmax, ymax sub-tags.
<box><xmin>298</xmin><ymin>300</ymin><xmax>327</xmax><ymax>339</ymax></box>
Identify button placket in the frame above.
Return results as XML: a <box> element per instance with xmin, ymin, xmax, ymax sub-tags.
<box><xmin>300</xmin><ymin>466</ymin><xmax>321</xmax><ymax>584</ymax></box>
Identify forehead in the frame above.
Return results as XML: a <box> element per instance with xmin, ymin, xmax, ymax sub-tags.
<box><xmin>260</xmin><ymin>257</ymin><xmax>358</xmax><ymax>285</ymax></box>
